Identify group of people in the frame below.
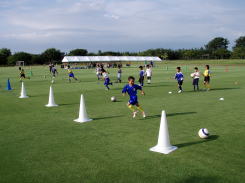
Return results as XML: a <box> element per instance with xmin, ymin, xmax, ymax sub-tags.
<box><xmin>121</xmin><ymin>64</ymin><xmax>212</xmax><ymax>119</ymax></box>
<box><xmin>175</xmin><ymin>65</ymin><xmax>211</xmax><ymax>93</ymax></box>
<box><xmin>16</xmin><ymin>62</ymin><xmax>212</xmax><ymax>119</ymax></box>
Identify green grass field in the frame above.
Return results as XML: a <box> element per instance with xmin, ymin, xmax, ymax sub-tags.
<box><xmin>0</xmin><ymin>61</ymin><xmax>244</xmax><ymax>183</ymax></box>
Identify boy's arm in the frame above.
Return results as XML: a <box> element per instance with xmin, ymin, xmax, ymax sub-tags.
<box><xmin>138</xmin><ymin>85</ymin><xmax>145</xmax><ymax>95</ymax></box>
<box><xmin>141</xmin><ymin>90</ymin><xmax>145</xmax><ymax>95</ymax></box>
<box><xmin>122</xmin><ymin>86</ymin><xmax>127</xmax><ymax>96</ymax></box>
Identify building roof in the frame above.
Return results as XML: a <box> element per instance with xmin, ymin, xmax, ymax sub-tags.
<box><xmin>62</xmin><ymin>56</ymin><xmax>162</xmax><ymax>63</ymax></box>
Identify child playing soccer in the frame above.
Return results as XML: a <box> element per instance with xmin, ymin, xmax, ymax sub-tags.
<box><xmin>96</xmin><ymin>65</ymin><xmax>102</xmax><ymax>80</ymax></box>
<box><xmin>203</xmin><ymin>65</ymin><xmax>211</xmax><ymax>91</ymax></box>
<box><xmin>122</xmin><ymin>76</ymin><xmax>146</xmax><ymax>118</ymax></box>
<box><xmin>51</xmin><ymin>66</ymin><xmax>58</xmax><ymax>77</ymax></box>
<box><xmin>175</xmin><ymin>67</ymin><xmax>184</xmax><ymax>93</ymax></box>
<box><xmin>20</xmin><ymin>69</ymin><xmax>26</xmax><ymax>81</ymax></box>
<box><xmin>117</xmin><ymin>66</ymin><xmax>122</xmax><ymax>83</ymax></box>
<box><xmin>102</xmin><ymin>69</ymin><xmax>113</xmax><ymax>90</ymax></box>
<box><xmin>145</xmin><ymin>65</ymin><xmax>152</xmax><ymax>84</ymax></box>
<box><xmin>191</xmin><ymin>67</ymin><xmax>200</xmax><ymax>91</ymax></box>
<box><xmin>67</xmin><ymin>66</ymin><xmax>78</xmax><ymax>82</ymax></box>
<box><xmin>138</xmin><ymin>66</ymin><xmax>145</xmax><ymax>86</ymax></box>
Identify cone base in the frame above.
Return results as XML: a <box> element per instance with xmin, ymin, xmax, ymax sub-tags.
<box><xmin>150</xmin><ymin>145</ymin><xmax>178</xmax><ymax>154</ymax></box>
<box><xmin>19</xmin><ymin>96</ymin><xmax>29</xmax><ymax>98</ymax></box>
<box><xmin>45</xmin><ymin>104</ymin><xmax>58</xmax><ymax>107</ymax></box>
<box><xmin>74</xmin><ymin>118</ymin><xmax>92</xmax><ymax>123</ymax></box>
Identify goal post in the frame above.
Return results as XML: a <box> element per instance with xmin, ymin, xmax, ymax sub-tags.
<box><xmin>16</xmin><ymin>61</ymin><xmax>25</xmax><ymax>67</ymax></box>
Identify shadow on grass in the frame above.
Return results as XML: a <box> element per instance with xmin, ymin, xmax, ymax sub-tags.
<box><xmin>143</xmin><ymin>84</ymin><xmax>172</xmax><ymax>87</ymax></box>
<box><xmin>174</xmin><ymin>135</ymin><xmax>219</xmax><ymax>148</ymax></box>
<box><xmin>59</xmin><ymin>103</ymin><xmax>79</xmax><ymax>106</ymax></box>
<box><xmin>93</xmin><ymin>115</ymin><xmax>124</xmax><ymax>120</ymax></box>
<box><xmin>211</xmin><ymin>87</ymin><xmax>240</xmax><ymax>91</ymax></box>
<box><xmin>144</xmin><ymin>112</ymin><xmax>197</xmax><ymax>120</ymax></box>
<box><xmin>185</xmin><ymin>87</ymin><xmax>240</xmax><ymax>93</ymax></box>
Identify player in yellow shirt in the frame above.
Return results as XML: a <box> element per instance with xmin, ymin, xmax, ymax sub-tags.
<box><xmin>203</xmin><ymin>65</ymin><xmax>211</xmax><ymax>91</ymax></box>
<box><xmin>67</xmin><ymin>66</ymin><xmax>78</xmax><ymax>83</ymax></box>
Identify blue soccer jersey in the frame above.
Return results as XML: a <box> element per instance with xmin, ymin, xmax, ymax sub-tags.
<box><xmin>122</xmin><ymin>84</ymin><xmax>142</xmax><ymax>105</ymax></box>
<box><xmin>139</xmin><ymin>70</ymin><xmax>144</xmax><ymax>77</ymax></box>
<box><xmin>175</xmin><ymin>72</ymin><xmax>184</xmax><ymax>81</ymax></box>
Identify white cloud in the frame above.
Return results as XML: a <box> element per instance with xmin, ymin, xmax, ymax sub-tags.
<box><xmin>0</xmin><ymin>0</ymin><xmax>244</xmax><ymax>52</ymax></box>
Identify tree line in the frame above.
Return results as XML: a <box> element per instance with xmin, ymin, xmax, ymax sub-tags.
<box><xmin>0</xmin><ymin>36</ymin><xmax>244</xmax><ymax>66</ymax></box>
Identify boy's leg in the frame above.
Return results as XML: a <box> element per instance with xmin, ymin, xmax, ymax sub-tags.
<box><xmin>136</xmin><ymin>103</ymin><xmax>146</xmax><ymax>118</ymax></box>
<box><xmin>178</xmin><ymin>83</ymin><xmax>182</xmax><ymax>91</ymax></box>
<box><xmin>105</xmin><ymin>84</ymin><xmax>110</xmax><ymax>90</ymax></box>
<box><xmin>127</xmin><ymin>103</ymin><xmax>137</xmax><ymax>118</ymax></box>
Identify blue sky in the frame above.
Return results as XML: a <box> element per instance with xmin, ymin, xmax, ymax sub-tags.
<box><xmin>0</xmin><ymin>0</ymin><xmax>244</xmax><ymax>53</ymax></box>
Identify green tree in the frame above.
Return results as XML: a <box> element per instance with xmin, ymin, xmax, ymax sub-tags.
<box><xmin>213</xmin><ymin>48</ymin><xmax>231</xmax><ymax>59</ymax></box>
<box><xmin>234</xmin><ymin>36</ymin><xmax>245</xmax><ymax>48</ymax></box>
<box><xmin>232</xmin><ymin>47</ymin><xmax>245</xmax><ymax>59</ymax></box>
<box><xmin>68</xmin><ymin>49</ymin><xmax>88</xmax><ymax>56</ymax></box>
<box><xmin>7</xmin><ymin>52</ymin><xmax>32</xmax><ymax>65</ymax></box>
<box><xmin>41</xmin><ymin>48</ymin><xmax>64</xmax><ymax>64</ymax></box>
<box><xmin>0</xmin><ymin>48</ymin><xmax>11</xmax><ymax>65</ymax></box>
<box><xmin>205</xmin><ymin>37</ymin><xmax>229</xmax><ymax>51</ymax></box>
<box><xmin>31</xmin><ymin>54</ymin><xmax>45</xmax><ymax>65</ymax></box>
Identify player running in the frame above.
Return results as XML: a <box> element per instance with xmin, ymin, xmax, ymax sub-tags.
<box><xmin>175</xmin><ymin>67</ymin><xmax>184</xmax><ymax>93</ymax></box>
<box><xmin>102</xmin><ymin>69</ymin><xmax>113</xmax><ymax>90</ymax></box>
<box><xmin>122</xmin><ymin>76</ymin><xmax>146</xmax><ymax>118</ymax></box>
<box><xmin>67</xmin><ymin>66</ymin><xmax>78</xmax><ymax>82</ymax></box>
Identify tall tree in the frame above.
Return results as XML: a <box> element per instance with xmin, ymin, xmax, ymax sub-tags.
<box><xmin>41</xmin><ymin>48</ymin><xmax>64</xmax><ymax>63</ymax></box>
<box><xmin>234</xmin><ymin>36</ymin><xmax>245</xmax><ymax>48</ymax></box>
<box><xmin>0</xmin><ymin>48</ymin><xmax>11</xmax><ymax>65</ymax></box>
<box><xmin>68</xmin><ymin>49</ymin><xmax>88</xmax><ymax>56</ymax></box>
<box><xmin>7</xmin><ymin>52</ymin><xmax>32</xmax><ymax>65</ymax></box>
<box><xmin>205</xmin><ymin>37</ymin><xmax>229</xmax><ymax>51</ymax></box>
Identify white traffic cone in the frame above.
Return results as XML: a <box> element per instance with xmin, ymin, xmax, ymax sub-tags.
<box><xmin>45</xmin><ymin>85</ymin><xmax>58</xmax><ymax>107</ymax></box>
<box><xmin>74</xmin><ymin>94</ymin><xmax>92</xmax><ymax>123</ymax></box>
<box><xmin>150</xmin><ymin>110</ymin><xmax>177</xmax><ymax>154</ymax></box>
<box><xmin>19</xmin><ymin>82</ymin><xmax>29</xmax><ymax>98</ymax></box>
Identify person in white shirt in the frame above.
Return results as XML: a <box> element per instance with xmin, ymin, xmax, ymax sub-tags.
<box><xmin>145</xmin><ymin>65</ymin><xmax>152</xmax><ymax>84</ymax></box>
<box><xmin>191</xmin><ymin>67</ymin><xmax>200</xmax><ymax>91</ymax></box>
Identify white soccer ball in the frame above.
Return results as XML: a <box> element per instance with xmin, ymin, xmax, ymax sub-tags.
<box><xmin>190</xmin><ymin>73</ymin><xmax>195</xmax><ymax>77</ymax></box>
<box><xmin>198</xmin><ymin>128</ymin><xmax>209</xmax><ymax>139</ymax></box>
<box><xmin>168</xmin><ymin>91</ymin><xmax>172</xmax><ymax>94</ymax></box>
<box><xmin>111</xmin><ymin>96</ymin><xmax>116</xmax><ymax>102</ymax></box>
<box><xmin>219</xmin><ymin>98</ymin><xmax>224</xmax><ymax>101</ymax></box>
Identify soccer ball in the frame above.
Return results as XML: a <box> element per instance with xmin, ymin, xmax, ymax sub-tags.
<box><xmin>198</xmin><ymin>128</ymin><xmax>209</xmax><ymax>139</ymax></box>
<box><xmin>190</xmin><ymin>73</ymin><xmax>195</xmax><ymax>77</ymax></box>
<box><xmin>219</xmin><ymin>98</ymin><xmax>224</xmax><ymax>101</ymax></box>
<box><xmin>111</xmin><ymin>96</ymin><xmax>116</xmax><ymax>102</ymax></box>
<box><xmin>168</xmin><ymin>91</ymin><xmax>172</xmax><ymax>94</ymax></box>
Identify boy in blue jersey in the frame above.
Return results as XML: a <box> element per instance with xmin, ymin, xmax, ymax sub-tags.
<box><xmin>138</xmin><ymin>66</ymin><xmax>145</xmax><ymax>86</ymax></box>
<box><xmin>175</xmin><ymin>67</ymin><xmax>184</xmax><ymax>93</ymax></box>
<box><xmin>122</xmin><ymin>76</ymin><xmax>146</xmax><ymax>118</ymax></box>
<box><xmin>102</xmin><ymin>69</ymin><xmax>113</xmax><ymax>90</ymax></box>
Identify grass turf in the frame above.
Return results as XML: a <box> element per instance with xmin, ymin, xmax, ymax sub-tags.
<box><xmin>0</xmin><ymin>61</ymin><xmax>244</xmax><ymax>183</ymax></box>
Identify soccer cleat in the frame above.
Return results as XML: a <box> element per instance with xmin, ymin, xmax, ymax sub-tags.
<box><xmin>178</xmin><ymin>90</ymin><xmax>182</xmax><ymax>93</ymax></box>
<box><xmin>142</xmin><ymin>112</ymin><xmax>146</xmax><ymax>118</ymax></box>
<box><xmin>133</xmin><ymin>111</ymin><xmax>138</xmax><ymax>118</ymax></box>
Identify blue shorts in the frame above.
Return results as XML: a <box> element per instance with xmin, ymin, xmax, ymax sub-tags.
<box><xmin>69</xmin><ymin>73</ymin><xmax>74</xmax><ymax>77</ymax></box>
<box><xmin>104</xmin><ymin>78</ymin><xmax>110</xmax><ymax>85</ymax></box>
<box><xmin>129</xmin><ymin>96</ymin><xmax>138</xmax><ymax>105</ymax></box>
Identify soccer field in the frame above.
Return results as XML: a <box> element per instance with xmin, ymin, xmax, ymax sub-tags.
<box><xmin>0</xmin><ymin>61</ymin><xmax>244</xmax><ymax>183</ymax></box>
